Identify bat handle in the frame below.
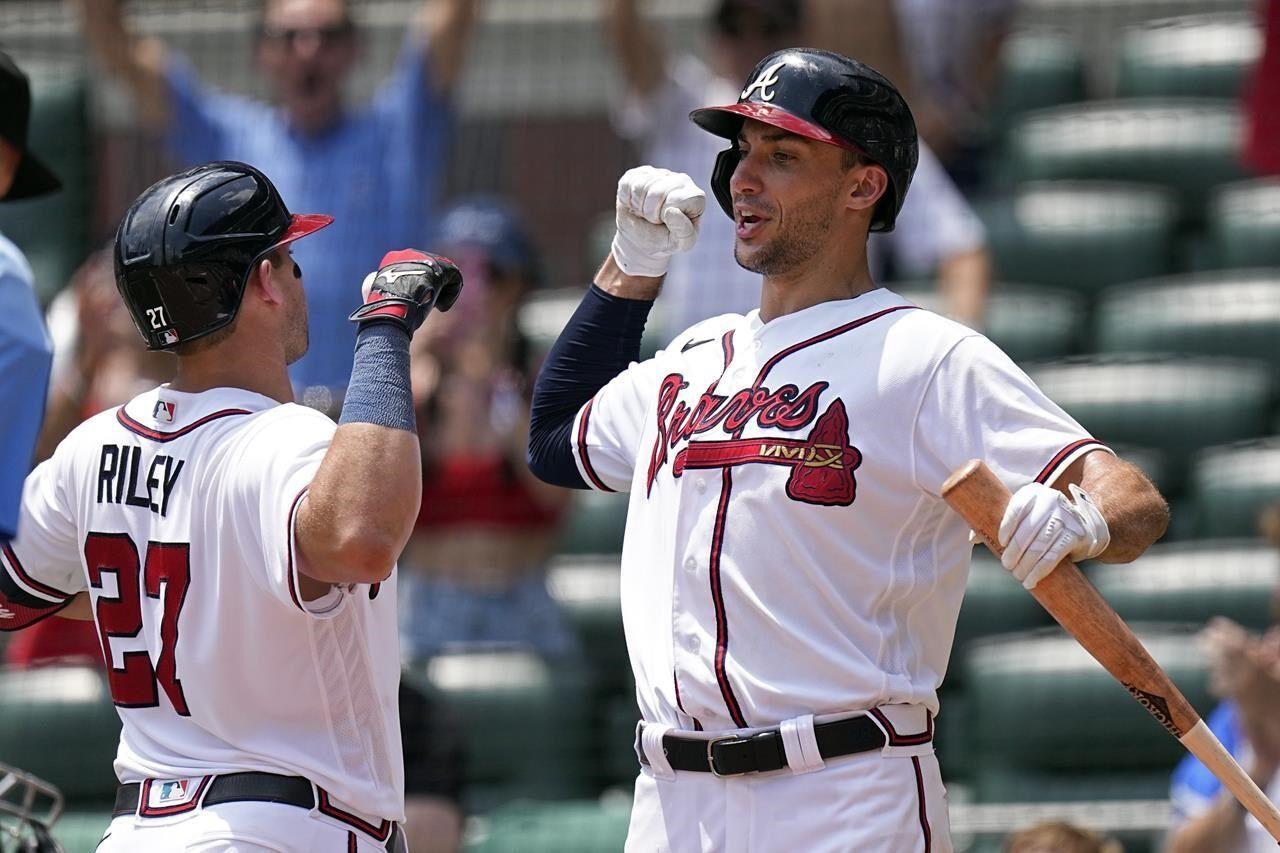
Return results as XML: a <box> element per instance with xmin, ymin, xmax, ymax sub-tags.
<box><xmin>1182</xmin><ymin>721</ymin><xmax>1280</xmax><ymax>842</ymax></box>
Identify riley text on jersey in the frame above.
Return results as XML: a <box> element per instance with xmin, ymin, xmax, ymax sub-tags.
<box><xmin>97</xmin><ymin>445</ymin><xmax>185</xmax><ymax>518</ymax></box>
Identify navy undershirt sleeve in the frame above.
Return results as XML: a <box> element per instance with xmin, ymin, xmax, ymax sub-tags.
<box><xmin>527</xmin><ymin>284</ymin><xmax>653</xmax><ymax>488</ymax></box>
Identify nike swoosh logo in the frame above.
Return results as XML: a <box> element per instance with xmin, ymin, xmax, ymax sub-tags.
<box><xmin>681</xmin><ymin>337</ymin><xmax>715</xmax><ymax>353</ymax></box>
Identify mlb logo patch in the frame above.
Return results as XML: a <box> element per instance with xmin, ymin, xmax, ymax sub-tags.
<box><xmin>153</xmin><ymin>400</ymin><xmax>176</xmax><ymax>423</ymax></box>
<box><xmin>145</xmin><ymin>776</ymin><xmax>206</xmax><ymax>812</ymax></box>
<box><xmin>160</xmin><ymin>329</ymin><xmax>180</xmax><ymax>346</ymax></box>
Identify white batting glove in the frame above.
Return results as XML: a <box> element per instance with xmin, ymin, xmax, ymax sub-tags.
<box><xmin>610</xmin><ymin>166</ymin><xmax>705</xmax><ymax>278</ymax></box>
<box><xmin>998</xmin><ymin>483</ymin><xmax>1110</xmax><ymax>590</ymax></box>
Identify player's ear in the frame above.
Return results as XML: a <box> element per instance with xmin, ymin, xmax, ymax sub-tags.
<box><xmin>843</xmin><ymin>162</ymin><xmax>888</xmax><ymax>217</ymax></box>
<box><xmin>249</xmin><ymin>256</ymin><xmax>286</xmax><ymax>307</ymax></box>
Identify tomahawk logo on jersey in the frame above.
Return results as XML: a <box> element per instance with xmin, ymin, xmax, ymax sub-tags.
<box><xmin>0</xmin><ymin>385</ymin><xmax>406</xmax><ymax>823</ymax></box>
<box><xmin>570</xmin><ymin>288</ymin><xmax>1109</xmax><ymax>732</ymax></box>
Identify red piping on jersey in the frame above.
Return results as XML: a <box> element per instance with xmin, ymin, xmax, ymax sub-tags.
<box><xmin>347</xmin><ymin>833</ymin><xmax>357</xmax><ymax>853</ymax></box>
<box><xmin>317</xmin><ymin>788</ymin><xmax>393</xmax><ymax>841</ymax></box>
<box><xmin>867</xmin><ymin>707</ymin><xmax>934</xmax><ymax>746</ymax></box>
<box><xmin>752</xmin><ymin>306</ymin><xmax>916</xmax><ymax>390</ymax></box>
<box><xmin>1035</xmin><ymin>438</ymin><xmax>1107</xmax><ymax>484</ymax></box>
<box><xmin>912</xmin><ymin>756</ymin><xmax>933</xmax><ymax>852</ymax></box>
<box><xmin>116</xmin><ymin>407</ymin><xmax>252</xmax><ymax>442</ymax></box>
<box><xmin>575</xmin><ymin>397</ymin><xmax>615</xmax><ymax>492</ymax></box>
<box><xmin>2</xmin><ymin>545</ymin><xmax>70</xmax><ymax>601</ymax></box>
<box><xmin>703</xmin><ymin>308</ymin><xmax>912</xmax><ymax>728</ymax></box>
<box><xmin>285</xmin><ymin>488</ymin><xmax>310</xmax><ymax>613</ymax></box>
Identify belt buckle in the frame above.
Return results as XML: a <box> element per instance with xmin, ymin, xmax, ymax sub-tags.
<box><xmin>706</xmin><ymin>735</ymin><xmax>740</xmax><ymax>777</ymax></box>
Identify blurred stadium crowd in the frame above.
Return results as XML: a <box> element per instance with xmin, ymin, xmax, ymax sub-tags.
<box><xmin>1</xmin><ymin>0</ymin><xmax>1280</xmax><ymax>850</ymax></box>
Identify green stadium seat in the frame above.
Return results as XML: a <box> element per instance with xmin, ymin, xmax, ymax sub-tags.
<box><xmin>557</xmin><ymin>490</ymin><xmax>630</xmax><ymax>555</ymax></box>
<box><xmin>518</xmin><ymin>288</ymin><xmax>665</xmax><ymax>363</ymax></box>
<box><xmin>894</xmin><ymin>282</ymin><xmax>1087</xmax><ymax>362</ymax></box>
<box><xmin>414</xmin><ymin>650</ymin><xmax>592</xmax><ymax>812</ymax></box>
<box><xmin>0</xmin><ymin>666</ymin><xmax>120</xmax><ymax>807</ymax></box>
<box><xmin>465</xmin><ymin>798</ymin><xmax>632</xmax><ymax>853</ymax></box>
<box><xmin>1028</xmin><ymin>354</ymin><xmax>1273</xmax><ymax>491</ymax></box>
<box><xmin>547</xmin><ymin>555</ymin><xmax>634</xmax><ymax>792</ymax></box>
<box><xmin>1005</xmin><ymin>100</ymin><xmax>1248</xmax><ymax>221</ymax></box>
<box><xmin>964</xmin><ymin>626</ymin><xmax>1210</xmax><ymax>803</ymax></box>
<box><xmin>1108</xmin><ymin>444</ymin><xmax>1172</xmax><ymax>496</ymax></box>
<box><xmin>50</xmin><ymin>810</ymin><xmax>113</xmax><ymax>853</ymax></box>
<box><xmin>0</xmin><ymin>61</ymin><xmax>91</xmax><ymax>304</ymax></box>
<box><xmin>547</xmin><ymin>555</ymin><xmax>627</xmax><ymax>691</ymax></box>
<box><xmin>976</xmin><ymin>183</ymin><xmax>1179</xmax><ymax>293</ymax></box>
<box><xmin>1092</xmin><ymin>539</ymin><xmax>1280</xmax><ymax>630</ymax></box>
<box><xmin>1116</xmin><ymin>14</ymin><xmax>1261</xmax><ymax>99</ymax></box>
<box><xmin>951</xmin><ymin>553</ymin><xmax>1052</xmax><ymax>671</ymax></box>
<box><xmin>989</xmin><ymin>30</ymin><xmax>1087</xmax><ymax>132</ymax></box>
<box><xmin>1096</xmin><ymin>270</ymin><xmax>1280</xmax><ymax>367</ymax></box>
<box><xmin>1208</xmin><ymin>178</ymin><xmax>1280</xmax><ymax>269</ymax></box>
<box><xmin>1189</xmin><ymin>437</ymin><xmax>1280</xmax><ymax>538</ymax></box>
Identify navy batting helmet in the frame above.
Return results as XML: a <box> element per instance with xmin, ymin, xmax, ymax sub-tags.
<box><xmin>689</xmin><ymin>48</ymin><xmax>918</xmax><ymax>232</ymax></box>
<box><xmin>114</xmin><ymin>161</ymin><xmax>332</xmax><ymax>351</ymax></box>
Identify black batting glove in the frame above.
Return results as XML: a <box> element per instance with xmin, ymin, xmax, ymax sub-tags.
<box><xmin>348</xmin><ymin>249</ymin><xmax>464</xmax><ymax>335</ymax></box>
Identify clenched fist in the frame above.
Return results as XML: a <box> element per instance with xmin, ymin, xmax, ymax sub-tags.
<box><xmin>349</xmin><ymin>250</ymin><xmax>464</xmax><ymax>336</ymax></box>
<box><xmin>611</xmin><ymin>166</ymin><xmax>706</xmax><ymax>278</ymax></box>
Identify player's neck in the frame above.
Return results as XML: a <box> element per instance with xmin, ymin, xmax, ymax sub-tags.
<box><xmin>170</xmin><ymin>344</ymin><xmax>295</xmax><ymax>404</ymax></box>
<box><xmin>758</xmin><ymin>252</ymin><xmax>877</xmax><ymax>323</ymax></box>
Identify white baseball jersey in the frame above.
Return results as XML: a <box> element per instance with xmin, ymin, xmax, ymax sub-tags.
<box><xmin>2</xmin><ymin>385</ymin><xmax>405</xmax><ymax>823</ymax></box>
<box><xmin>572</xmin><ymin>288</ymin><xmax>1108</xmax><ymax>731</ymax></box>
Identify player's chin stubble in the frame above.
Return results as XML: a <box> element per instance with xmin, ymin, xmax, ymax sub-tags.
<box><xmin>734</xmin><ymin>186</ymin><xmax>838</xmax><ymax>277</ymax></box>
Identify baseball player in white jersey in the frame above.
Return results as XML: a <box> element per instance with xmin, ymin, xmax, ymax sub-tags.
<box><xmin>527</xmin><ymin>49</ymin><xmax>1170</xmax><ymax>851</ymax></box>
<box><xmin>0</xmin><ymin>161</ymin><xmax>462</xmax><ymax>851</ymax></box>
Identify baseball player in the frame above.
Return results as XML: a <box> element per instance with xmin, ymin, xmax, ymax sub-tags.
<box><xmin>0</xmin><ymin>161</ymin><xmax>461</xmax><ymax>851</ymax></box>
<box><xmin>527</xmin><ymin>49</ymin><xmax>1169</xmax><ymax>851</ymax></box>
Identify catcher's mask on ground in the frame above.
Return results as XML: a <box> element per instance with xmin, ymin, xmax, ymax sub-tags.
<box><xmin>0</xmin><ymin>762</ymin><xmax>63</xmax><ymax>853</ymax></box>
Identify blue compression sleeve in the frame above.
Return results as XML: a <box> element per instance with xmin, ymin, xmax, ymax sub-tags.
<box><xmin>527</xmin><ymin>284</ymin><xmax>653</xmax><ymax>488</ymax></box>
<box><xmin>338</xmin><ymin>324</ymin><xmax>416</xmax><ymax>432</ymax></box>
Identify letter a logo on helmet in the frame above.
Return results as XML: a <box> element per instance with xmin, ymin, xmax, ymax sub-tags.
<box><xmin>689</xmin><ymin>48</ymin><xmax>919</xmax><ymax>233</ymax></box>
<box><xmin>740</xmin><ymin>59</ymin><xmax>787</xmax><ymax>102</ymax></box>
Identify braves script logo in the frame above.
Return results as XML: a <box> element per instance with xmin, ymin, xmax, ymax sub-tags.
<box><xmin>741</xmin><ymin>59</ymin><xmax>787</xmax><ymax>102</ymax></box>
<box><xmin>647</xmin><ymin>374</ymin><xmax>862</xmax><ymax>506</ymax></box>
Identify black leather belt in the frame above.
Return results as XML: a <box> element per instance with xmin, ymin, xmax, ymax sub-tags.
<box><xmin>114</xmin><ymin>772</ymin><xmax>402</xmax><ymax>851</ymax></box>
<box><xmin>642</xmin><ymin>714</ymin><xmax>892</xmax><ymax>776</ymax></box>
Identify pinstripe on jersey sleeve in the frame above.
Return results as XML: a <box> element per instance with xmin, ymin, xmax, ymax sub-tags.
<box><xmin>569</xmin><ymin>356</ymin><xmax>668</xmax><ymax>493</ymax></box>
<box><xmin>911</xmin><ymin>335</ymin><xmax>1113</xmax><ymax>497</ymax></box>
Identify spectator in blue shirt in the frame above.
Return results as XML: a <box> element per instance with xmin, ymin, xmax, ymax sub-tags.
<box><xmin>1166</xmin><ymin>612</ymin><xmax>1280</xmax><ymax>853</ymax></box>
<box><xmin>78</xmin><ymin>0</ymin><xmax>480</xmax><ymax>411</ymax></box>
<box><xmin>0</xmin><ymin>51</ymin><xmax>59</xmax><ymax>545</ymax></box>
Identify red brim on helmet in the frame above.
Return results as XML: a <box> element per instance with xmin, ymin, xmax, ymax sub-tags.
<box><xmin>270</xmin><ymin>213</ymin><xmax>334</xmax><ymax>250</ymax></box>
<box><xmin>689</xmin><ymin>102</ymin><xmax>863</xmax><ymax>155</ymax></box>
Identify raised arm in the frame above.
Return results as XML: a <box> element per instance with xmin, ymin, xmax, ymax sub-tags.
<box><xmin>72</xmin><ymin>0</ymin><xmax>170</xmax><ymax>128</ymax></box>
<box><xmin>527</xmin><ymin>167</ymin><xmax>703</xmax><ymax>486</ymax></box>
<box><xmin>605</xmin><ymin>0</ymin><xmax>668</xmax><ymax>100</ymax></box>
<box><xmin>297</xmin><ymin>252</ymin><xmax>463</xmax><ymax>585</ymax></box>
<box><xmin>418</xmin><ymin>0</ymin><xmax>482</xmax><ymax>96</ymax></box>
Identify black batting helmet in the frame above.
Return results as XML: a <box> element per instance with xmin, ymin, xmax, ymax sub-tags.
<box><xmin>689</xmin><ymin>48</ymin><xmax>918</xmax><ymax>232</ymax></box>
<box><xmin>114</xmin><ymin>161</ymin><xmax>332</xmax><ymax>351</ymax></box>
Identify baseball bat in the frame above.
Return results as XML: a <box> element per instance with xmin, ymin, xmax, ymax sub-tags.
<box><xmin>942</xmin><ymin>459</ymin><xmax>1280</xmax><ymax>842</ymax></box>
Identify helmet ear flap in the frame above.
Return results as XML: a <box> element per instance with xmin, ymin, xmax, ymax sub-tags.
<box><xmin>710</xmin><ymin>146</ymin><xmax>740</xmax><ymax>220</ymax></box>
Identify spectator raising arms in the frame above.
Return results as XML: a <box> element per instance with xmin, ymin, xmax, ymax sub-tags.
<box><xmin>604</xmin><ymin>0</ymin><xmax>991</xmax><ymax>333</ymax></box>
<box><xmin>76</xmin><ymin>0</ymin><xmax>481</xmax><ymax>412</ymax></box>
